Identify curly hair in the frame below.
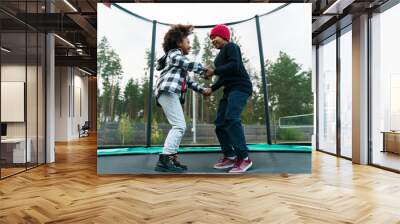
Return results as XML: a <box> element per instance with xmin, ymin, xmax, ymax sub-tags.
<box><xmin>162</xmin><ymin>24</ymin><xmax>194</xmax><ymax>53</ymax></box>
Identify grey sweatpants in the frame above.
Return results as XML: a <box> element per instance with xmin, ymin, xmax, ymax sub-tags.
<box><xmin>157</xmin><ymin>92</ymin><xmax>186</xmax><ymax>155</ymax></box>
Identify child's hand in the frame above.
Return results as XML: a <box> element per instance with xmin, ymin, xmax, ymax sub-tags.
<box><xmin>203</xmin><ymin>88</ymin><xmax>212</xmax><ymax>97</ymax></box>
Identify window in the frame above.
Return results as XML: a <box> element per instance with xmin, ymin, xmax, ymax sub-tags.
<box><xmin>340</xmin><ymin>28</ymin><xmax>352</xmax><ymax>158</ymax></box>
<box><xmin>371</xmin><ymin>3</ymin><xmax>400</xmax><ymax>171</ymax></box>
<box><xmin>371</xmin><ymin>4</ymin><xmax>400</xmax><ymax>170</ymax></box>
<box><xmin>317</xmin><ymin>36</ymin><xmax>337</xmax><ymax>154</ymax></box>
<box><xmin>0</xmin><ymin>1</ymin><xmax>46</xmax><ymax>179</ymax></box>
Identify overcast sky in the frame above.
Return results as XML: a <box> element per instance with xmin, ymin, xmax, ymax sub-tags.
<box><xmin>97</xmin><ymin>3</ymin><xmax>311</xmax><ymax>89</ymax></box>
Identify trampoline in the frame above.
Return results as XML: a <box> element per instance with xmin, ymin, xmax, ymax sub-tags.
<box><xmin>98</xmin><ymin>144</ymin><xmax>311</xmax><ymax>156</ymax></box>
<box><xmin>98</xmin><ymin>144</ymin><xmax>311</xmax><ymax>174</ymax></box>
<box><xmin>97</xmin><ymin>3</ymin><xmax>313</xmax><ymax>174</ymax></box>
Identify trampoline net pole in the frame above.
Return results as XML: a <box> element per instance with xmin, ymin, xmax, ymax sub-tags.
<box><xmin>255</xmin><ymin>15</ymin><xmax>272</xmax><ymax>145</ymax></box>
<box><xmin>193</xmin><ymin>92</ymin><xmax>197</xmax><ymax>144</ymax></box>
<box><xmin>146</xmin><ymin>20</ymin><xmax>157</xmax><ymax>147</ymax></box>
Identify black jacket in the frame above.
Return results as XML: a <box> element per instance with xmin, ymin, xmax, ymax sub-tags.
<box><xmin>211</xmin><ymin>42</ymin><xmax>253</xmax><ymax>95</ymax></box>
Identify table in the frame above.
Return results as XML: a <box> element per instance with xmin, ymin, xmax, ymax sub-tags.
<box><xmin>382</xmin><ymin>131</ymin><xmax>400</xmax><ymax>154</ymax></box>
<box><xmin>1</xmin><ymin>138</ymin><xmax>32</xmax><ymax>163</ymax></box>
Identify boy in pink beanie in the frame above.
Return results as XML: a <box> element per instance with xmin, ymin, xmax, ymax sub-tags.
<box><xmin>206</xmin><ymin>24</ymin><xmax>253</xmax><ymax>173</ymax></box>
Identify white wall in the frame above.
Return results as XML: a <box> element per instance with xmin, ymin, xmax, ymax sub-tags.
<box><xmin>55</xmin><ymin>67</ymin><xmax>69</xmax><ymax>141</ymax></box>
<box><xmin>55</xmin><ymin>67</ymin><xmax>89</xmax><ymax>141</ymax></box>
<box><xmin>72</xmin><ymin>71</ymin><xmax>89</xmax><ymax>138</ymax></box>
<box><xmin>1</xmin><ymin>63</ymin><xmax>46</xmax><ymax>164</ymax></box>
<box><xmin>1</xmin><ymin>82</ymin><xmax>25</xmax><ymax>122</ymax></box>
<box><xmin>1</xmin><ymin>65</ymin><xmax>32</xmax><ymax>138</ymax></box>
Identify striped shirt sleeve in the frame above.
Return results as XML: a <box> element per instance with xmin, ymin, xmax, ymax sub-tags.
<box><xmin>169</xmin><ymin>50</ymin><xmax>204</xmax><ymax>74</ymax></box>
<box><xmin>186</xmin><ymin>76</ymin><xmax>204</xmax><ymax>93</ymax></box>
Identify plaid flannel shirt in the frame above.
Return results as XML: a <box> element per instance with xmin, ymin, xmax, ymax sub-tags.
<box><xmin>155</xmin><ymin>49</ymin><xmax>205</xmax><ymax>100</ymax></box>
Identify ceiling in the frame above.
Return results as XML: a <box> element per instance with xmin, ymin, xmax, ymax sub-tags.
<box><xmin>0</xmin><ymin>0</ymin><xmax>97</xmax><ymax>75</ymax></box>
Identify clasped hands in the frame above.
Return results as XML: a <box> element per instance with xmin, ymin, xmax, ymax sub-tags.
<box><xmin>203</xmin><ymin>67</ymin><xmax>214</xmax><ymax>80</ymax></box>
<box><xmin>202</xmin><ymin>67</ymin><xmax>214</xmax><ymax>97</ymax></box>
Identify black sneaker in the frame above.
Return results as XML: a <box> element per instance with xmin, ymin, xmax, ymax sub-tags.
<box><xmin>171</xmin><ymin>154</ymin><xmax>188</xmax><ymax>170</ymax></box>
<box><xmin>155</xmin><ymin>154</ymin><xmax>185</xmax><ymax>173</ymax></box>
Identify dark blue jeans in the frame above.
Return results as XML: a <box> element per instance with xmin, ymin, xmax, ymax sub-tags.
<box><xmin>214</xmin><ymin>90</ymin><xmax>250</xmax><ymax>159</ymax></box>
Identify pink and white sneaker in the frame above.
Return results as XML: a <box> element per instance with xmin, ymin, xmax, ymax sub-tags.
<box><xmin>229</xmin><ymin>158</ymin><xmax>253</xmax><ymax>173</ymax></box>
<box><xmin>213</xmin><ymin>157</ymin><xmax>236</xmax><ymax>169</ymax></box>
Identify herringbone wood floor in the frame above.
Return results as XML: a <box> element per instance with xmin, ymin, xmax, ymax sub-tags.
<box><xmin>1</xmin><ymin>135</ymin><xmax>400</xmax><ymax>224</ymax></box>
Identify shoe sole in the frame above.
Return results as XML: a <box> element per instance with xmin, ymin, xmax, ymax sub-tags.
<box><xmin>213</xmin><ymin>164</ymin><xmax>235</xmax><ymax>169</ymax></box>
<box><xmin>155</xmin><ymin>166</ymin><xmax>185</xmax><ymax>173</ymax></box>
<box><xmin>228</xmin><ymin>161</ymin><xmax>253</xmax><ymax>173</ymax></box>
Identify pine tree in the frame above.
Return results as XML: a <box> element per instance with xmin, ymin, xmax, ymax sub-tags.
<box><xmin>97</xmin><ymin>36</ymin><xmax>123</xmax><ymax>122</ymax></box>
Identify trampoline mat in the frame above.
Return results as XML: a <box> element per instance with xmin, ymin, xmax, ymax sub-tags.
<box><xmin>97</xmin><ymin>144</ymin><xmax>312</xmax><ymax>156</ymax></box>
<box><xmin>97</xmin><ymin>152</ymin><xmax>311</xmax><ymax>174</ymax></box>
